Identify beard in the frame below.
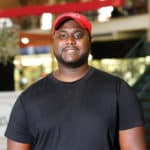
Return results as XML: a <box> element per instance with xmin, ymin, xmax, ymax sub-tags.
<box><xmin>55</xmin><ymin>51</ymin><xmax>90</xmax><ymax>68</ymax></box>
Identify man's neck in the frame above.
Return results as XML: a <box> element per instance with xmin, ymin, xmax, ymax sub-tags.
<box><xmin>53</xmin><ymin>64</ymin><xmax>90</xmax><ymax>82</ymax></box>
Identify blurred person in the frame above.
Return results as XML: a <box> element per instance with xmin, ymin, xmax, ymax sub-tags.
<box><xmin>5</xmin><ymin>12</ymin><xmax>147</xmax><ymax>150</ymax></box>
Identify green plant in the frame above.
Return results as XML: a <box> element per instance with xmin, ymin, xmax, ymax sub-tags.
<box><xmin>0</xmin><ymin>28</ymin><xmax>19</xmax><ymax>64</ymax></box>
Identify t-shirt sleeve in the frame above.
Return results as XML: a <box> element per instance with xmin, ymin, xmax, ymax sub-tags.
<box><xmin>117</xmin><ymin>79</ymin><xmax>145</xmax><ymax>130</ymax></box>
<box><xmin>5</xmin><ymin>96</ymin><xmax>33</xmax><ymax>144</ymax></box>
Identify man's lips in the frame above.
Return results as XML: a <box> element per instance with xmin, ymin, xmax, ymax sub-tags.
<box><xmin>63</xmin><ymin>47</ymin><xmax>79</xmax><ymax>53</ymax></box>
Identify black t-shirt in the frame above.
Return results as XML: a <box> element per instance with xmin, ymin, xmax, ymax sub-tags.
<box><xmin>5</xmin><ymin>67</ymin><xmax>144</xmax><ymax>150</ymax></box>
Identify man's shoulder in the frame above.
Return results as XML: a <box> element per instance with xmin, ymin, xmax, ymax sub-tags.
<box><xmin>92</xmin><ymin>67</ymin><xmax>121</xmax><ymax>83</ymax></box>
<box><xmin>18</xmin><ymin>74</ymin><xmax>53</xmax><ymax>100</ymax></box>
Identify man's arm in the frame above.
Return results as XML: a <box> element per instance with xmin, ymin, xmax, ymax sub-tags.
<box><xmin>7</xmin><ymin>139</ymin><xmax>31</xmax><ymax>150</ymax></box>
<box><xmin>119</xmin><ymin>126</ymin><xmax>147</xmax><ymax>150</ymax></box>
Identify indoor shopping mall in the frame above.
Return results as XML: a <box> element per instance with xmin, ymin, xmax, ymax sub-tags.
<box><xmin>0</xmin><ymin>0</ymin><xmax>150</xmax><ymax>149</ymax></box>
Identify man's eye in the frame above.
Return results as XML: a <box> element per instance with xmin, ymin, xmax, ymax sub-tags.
<box><xmin>74</xmin><ymin>33</ymin><xmax>82</xmax><ymax>39</ymax></box>
<box><xmin>59</xmin><ymin>33</ymin><xmax>67</xmax><ymax>39</ymax></box>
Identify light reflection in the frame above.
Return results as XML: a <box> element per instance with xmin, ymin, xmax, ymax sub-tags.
<box><xmin>21</xmin><ymin>37</ymin><xmax>30</xmax><ymax>45</ymax></box>
<box><xmin>40</xmin><ymin>13</ymin><xmax>52</xmax><ymax>30</ymax></box>
<box><xmin>0</xmin><ymin>18</ymin><xmax>13</xmax><ymax>28</ymax></box>
<box><xmin>90</xmin><ymin>57</ymin><xmax>149</xmax><ymax>86</ymax></box>
<box><xmin>97</xmin><ymin>6</ymin><xmax>114</xmax><ymax>22</ymax></box>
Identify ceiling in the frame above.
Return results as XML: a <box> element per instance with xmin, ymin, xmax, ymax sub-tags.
<box><xmin>0</xmin><ymin>0</ymin><xmax>83</xmax><ymax>9</ymax></box>
<box><xmin>0</xmin><ymin>0</ymin><xmax>52</xmax><ymax>9</ymax></box>
<box><xmin>0</xmin><ymin>0</ymin><xmax>86</xmax><ymax>48</ymax></box>
<box><xmin>0</xmin><ymin>0</ymin><xmax>19</xmax><ymax>9</ymax></box>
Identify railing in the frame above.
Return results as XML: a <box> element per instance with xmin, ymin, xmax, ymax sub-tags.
<box><xmin>125</xmin><ymin>35</ymin><xmax>147</xmax><ymax>57</ymax></box>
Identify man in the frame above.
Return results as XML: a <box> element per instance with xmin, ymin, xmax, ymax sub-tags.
<box><xmin>5</xmin><ymin>12</ymin><xmax>147</xmax><ymax>150</ymax></box>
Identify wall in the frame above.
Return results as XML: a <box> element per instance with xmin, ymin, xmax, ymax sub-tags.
<box><xmin>0</xmin><ymin>91</ymin><xmax>20</xmax><ymax>149</ymax></box>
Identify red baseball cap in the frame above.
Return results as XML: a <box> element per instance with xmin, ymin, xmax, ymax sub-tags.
<box><xmin>51</xmin><ymin>12</ymin><xmax>92</xmax><ymax>35</ymax></box>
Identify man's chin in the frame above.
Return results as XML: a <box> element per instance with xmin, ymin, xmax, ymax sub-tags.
<box><xmin>60</xmin><ymin>59</ymin><xmax>88</xmax><ymax>68</ymax></box>
<box><xmin>56</xmin><ymin>55</ymin><xmax>89</xmax><ymax>68</ymax></box>
<box><xmin>62</xmin><ymin>61</ymin><xmax>85</xmax><ymax>68</ymax></box>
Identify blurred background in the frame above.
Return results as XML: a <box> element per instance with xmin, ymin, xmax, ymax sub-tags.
<box><xmin>0</xmin><ymin>0</ymin><xmax>150</xmax><ymax>149</ymax></box>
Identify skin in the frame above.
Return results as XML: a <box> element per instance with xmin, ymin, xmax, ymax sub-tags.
<box><xmin>52</xmin><ymin>19</ymin><xmax>91</xmax><ymax>82</ymax></box>
<box><xmin>7</xmin><ymin>19</ymin><xmax>147</xmax><ymax>150</ymax></box>
<box><xmin>119</xmin><ymin>126</ymin><xmax>147</xmax><ymax>150</ymax></box>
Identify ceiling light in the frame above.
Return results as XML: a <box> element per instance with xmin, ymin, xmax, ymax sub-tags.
<box><xmin>98</xmin><ymin>6</ymin><xmax>114</xmax><ymax>22</ymax></box>
<box><xmin>21</xmin><ymin>37</ymin><xmax>30</xmax><ymax>45</ymax></box>
<box><xmin>0</xmin><ymin>18</ymin><xmax>13</xmax><ymax>28</ymax></box>
<box><xmin>40</xmin><ymin>13</ymin><xmax>52</xmax><ymax>30</ymax></box>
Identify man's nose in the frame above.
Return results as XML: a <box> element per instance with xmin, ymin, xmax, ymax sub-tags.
<box><xmin>66</xmin><ymin>36</ymin><xmax>76</xmax><ymax>45</ymax></box>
